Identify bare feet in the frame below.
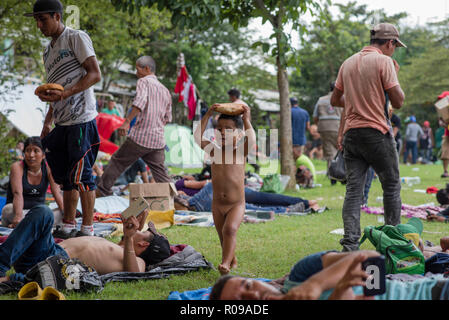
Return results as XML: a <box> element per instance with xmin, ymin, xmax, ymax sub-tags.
<box><xmin>231</xmin><ymin>256</ymin><xmax>238</xmax><ymax>270</ymax></box>
<box><xmin>218</xmin><ymin>263</ymin><xmax>230</xmax><ymax>275</ymax></box>
<box><xmin>441</xmin><ymin>237</ymin><xmax>449</xmax><ymax>251</ymax></box>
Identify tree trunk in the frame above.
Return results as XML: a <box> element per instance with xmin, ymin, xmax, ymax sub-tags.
<box><xmin>276</xmin><ymin>55</ymin><xmax>296</xmax><ymax>190</ymax></box>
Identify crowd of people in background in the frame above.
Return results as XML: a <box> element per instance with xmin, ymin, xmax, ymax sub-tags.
<box><xmin>291</xmin><ymin>98</ymin><xmax>444</xmax><ymax>180</ymax></box>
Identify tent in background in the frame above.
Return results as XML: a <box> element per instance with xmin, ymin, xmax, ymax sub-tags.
<box><xmin>0</xmin><ymin>79</ymin><xmax>47</xmax><ymax>137</ymax></box>
<box><xmin>164</xmin><ymin>124</ymin><xmax>204</xmax><ymax>169</ymax></box>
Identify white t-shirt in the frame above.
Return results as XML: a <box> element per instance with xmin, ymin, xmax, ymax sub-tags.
<box><xmin>43</xmin><ymin>27</ymin><xmax>98</xmax><ymax>126</ymax></box>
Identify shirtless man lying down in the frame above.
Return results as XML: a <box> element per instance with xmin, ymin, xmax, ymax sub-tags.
<box><xmin>0</xmin><ymin>204</ymin><xmax>170</xmax><ymax>283</ymax></box>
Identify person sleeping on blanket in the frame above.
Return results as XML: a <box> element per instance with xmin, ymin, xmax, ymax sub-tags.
<box><xmin>174</xmin><ymin>182</ymin><xmax>320</xmax><ymax>214</ymax></box>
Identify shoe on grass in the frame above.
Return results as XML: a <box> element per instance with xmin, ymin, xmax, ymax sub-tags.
<box><xmin>18</xmin><ymin>282</ymin><xmax>42</xmax><ymax>300</ymax></box>
<box><xmin>52</xmin><ymin>226</ymin><xmax>78</xmax><ymax>240</ymax></box>
<box><xmin>442</xmin><ymin>172</ymin><xmax>449</xmax><ymax>178</ymax></box>
<box><xmin>75</xmin><ymin>230</ymin><xmax>93</xmax><ymax>237</ymax></box>
<box><xmin>40</xmin><ymin>286</ymin><xmax>65</xmax><ymax>300</ymax></box>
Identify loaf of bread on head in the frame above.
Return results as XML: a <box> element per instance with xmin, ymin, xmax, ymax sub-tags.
<box><xmin>34</xmin><ymin>83</ymin><xmax>64</xmax><ymax>95</ymax></box>
<box><xmin>214</xmin><ymin>103</ymin><xmax>245</xmax><ymax>116</ymax></box>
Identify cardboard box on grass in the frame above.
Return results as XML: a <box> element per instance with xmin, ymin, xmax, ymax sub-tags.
<box><xmin>435</xmin><ymin>96</ymin><xmax>449</xmax><ymax>122</ymax></box>
<box><xmin>129</xmin><ymin>182</ymin><xmax>178</xmax><ymax>212</ymax></box>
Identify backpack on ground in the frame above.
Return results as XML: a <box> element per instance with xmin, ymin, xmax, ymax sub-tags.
<box><xmin>359</xmin><ymin>225</ymin><xmax>425</xmax><ymax>275</ymax></box>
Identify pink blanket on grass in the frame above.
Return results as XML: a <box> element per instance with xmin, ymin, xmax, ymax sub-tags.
<box><xmin>362</xmin><ymin>204</ymin><xmax>445</xmax><ymax>220</ymax></box>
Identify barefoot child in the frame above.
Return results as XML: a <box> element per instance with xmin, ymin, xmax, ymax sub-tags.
<box><xmin>195</xmin><ymin>104</ymin><xmax>256</xmax><ymax>275</ymax></box>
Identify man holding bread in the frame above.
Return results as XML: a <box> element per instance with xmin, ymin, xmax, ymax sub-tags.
<box><xmin>27</xmin><ymin>0</ymin><xmax>102</xmax><ymax>238</ymax></box>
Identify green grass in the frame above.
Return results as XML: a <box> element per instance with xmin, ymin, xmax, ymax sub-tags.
<box><xmin>2</xmin><ymin>161</ymin><xmax>448</xmax><ymax>300</ymax></box>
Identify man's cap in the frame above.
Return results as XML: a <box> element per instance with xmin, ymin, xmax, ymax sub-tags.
<box><xmin>24</xmin><ymin>0</ymin><xmax>63</xmax><ymax>17</ymax></box>
<box><xmin>138</xmin><ymin>233</ymin><xmax>171</xmax><ymax>267</ymax></box>
<box><xmin>370</xmin><ymin>23</ymin><xmax>407</xmax><ymax>48</ymax></box>
<box><xmin>290</xmin><ymin>97</ymin><xmax>298</xmax><ymax>106</ymax></box>
<box><xmin>409</xmin><ymin>115</ymin><xmax>416</xmax><ymax>123</ymax></box>
<box><xmin>424</xmin><ymin>121</ymin><xmax>430</xmax><ymax>127</ymax></box>
<box><xmin>397</xmin><ymin>217</ymin><xmax>424</xmax><ymax>236</ymax></box>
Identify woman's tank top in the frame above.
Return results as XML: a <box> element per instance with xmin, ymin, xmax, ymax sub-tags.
<box><xmin>6</xmin><ymin>161</ymin><xmax>49</xmax><ymax>209</ymax></box>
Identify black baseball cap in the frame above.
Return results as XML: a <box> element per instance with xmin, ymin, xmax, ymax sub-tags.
<box><xmin>24</xmin><ymin>0</ymin><xmax>63</xmax><ymax>17</ymax></box>
<box><xmin>138</xmin><ymin>234</ymin><xmax>171</xmax><ymax>267</ymax></box>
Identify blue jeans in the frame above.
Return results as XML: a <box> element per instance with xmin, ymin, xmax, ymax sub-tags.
<box><xmin>244</xmin><ymin>188</ymin><xmax>309</xmax><ymax>209</ymax></box>
<box><xmin>404</xmin><ymin>141</ymin><xmax>418</xmax><ymax>164</ymax></box>
<box><xmin>0</xmin><ymin>204</ymin><xmax>68</xmax><ymax>282</ymax></box>
<box><xmin>188</xmin><ymin>183</ymin><xmax>309</xmax><ymax>212</ymax></box>
<box><xmin>363</xmin><ymin>167</ymin><xmax>375</xmax><ymax>205</ymax></box>
<box><xmin>188</xmin><ymin>183</ymin><xmax>214</xmax><ymax>212</ymax></box>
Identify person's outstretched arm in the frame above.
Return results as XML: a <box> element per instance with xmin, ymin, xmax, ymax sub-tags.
<box><xmin>9</xmin><ymin>162</ymin><xmax>25</xmax><ymax>228</ymax></box>
<box><xmin>242</xmin><ymin>105</ymin><xmax>256</xmax><ymax>158</ymax></box>
<box><xmin>194</xmin><ymin>105</ymin><xmax>217</xmax><ymax>150</ymax></box>
<box><xmin>47</xmin><ymin>164</ymin><xmax>64</xmax><ymax>213</ymax></box>
<box><xmin>121</xmin><ymin>216</ymin><xmax>146</xmax><ymax>272</ymax></box>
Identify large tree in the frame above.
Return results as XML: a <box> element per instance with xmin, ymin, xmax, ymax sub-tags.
<box><xmin>113</xmin><ymin>0</ymin><xmax>324</xmax><ymax>189</ymax></box>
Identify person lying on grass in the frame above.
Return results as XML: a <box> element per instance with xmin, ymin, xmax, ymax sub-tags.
<box><xmin>194</xmin><ymin>104</ymin><xmax>256</xmax><ymax>276</ymax></box>
<box><xmin>210</xmin><ymin>250</ymin><xmax>449</xmax><ymax>300</ymax></box>
<box><xmin>0</xmin><ymin>205</ymin><xmax>170</xmax><ymax>283</ymax></box>
<box><xmin>174</xmin><ymin>182</ymin><xmax>320</xmax><ymax>214</ymax></box>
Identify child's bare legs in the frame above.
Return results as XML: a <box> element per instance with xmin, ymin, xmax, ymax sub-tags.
<box><xmin>213</xmin><ymin>202</ymin><xmax>244</xmax><ymax>275</ymax></box>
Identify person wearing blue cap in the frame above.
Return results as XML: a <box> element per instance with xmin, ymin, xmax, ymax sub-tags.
<box><xmin>404</xmin><ymin>116</ymin><xmax>424</xmax><ymax>164</ymax></box>
<box><xmin>290</xmin><ymin>97</ymin><xmax>310</xmax><ymax>161</ymax></box>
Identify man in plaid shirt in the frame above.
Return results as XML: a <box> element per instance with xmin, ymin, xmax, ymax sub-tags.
<box><xmin>97</xmin><ymin>56</ymin><xmax>172</xmax><ymax>197</ymax></box>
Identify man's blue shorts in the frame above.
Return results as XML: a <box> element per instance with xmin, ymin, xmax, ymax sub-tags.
<box><xmin>42</xmin><ymin>119</ymin><xmax>100</xmax><ymax>192</ymax></box>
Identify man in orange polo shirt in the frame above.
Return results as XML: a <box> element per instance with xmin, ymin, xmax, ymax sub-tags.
<box><xmin>331</xmin><ymin>23</ymin><xmax>406</xmax><ymax>252</ymax></box>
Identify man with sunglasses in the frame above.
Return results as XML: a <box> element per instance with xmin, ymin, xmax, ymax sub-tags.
<box><xmin>331</xmin><ymin>23</ymin><xmax>406</xmax><ymax>252</ymax></box>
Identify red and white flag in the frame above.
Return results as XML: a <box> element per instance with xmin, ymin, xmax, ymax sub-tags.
<box><xmin>174</xmin><ymin>53</ymin><xmax>197</xmax><ymax>120</ymax></box>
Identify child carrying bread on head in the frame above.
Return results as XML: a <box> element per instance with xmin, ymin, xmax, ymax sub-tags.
<box><xmin>195</xmin><ymin>103</ymin><xmax>256</xmax><ymax>275</ymax></box>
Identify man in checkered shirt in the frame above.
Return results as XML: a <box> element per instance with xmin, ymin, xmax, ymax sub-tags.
<box><xmin>97</xmin><ymin>56</ymin><xmax>172</xmax><ymax>197</ymax></box>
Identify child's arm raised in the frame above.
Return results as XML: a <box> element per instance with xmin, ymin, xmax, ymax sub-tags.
<box><xmin>242</xmin><ymin>105</ymin><xmax>256</xmax><ymax>158</ymax></box>
<box><xmin>194</xmin><ymin>104</ymin><xmax>217</xmax><ymax>150</ymax></box>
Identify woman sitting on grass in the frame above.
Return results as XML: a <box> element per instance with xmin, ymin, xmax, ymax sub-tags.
<box><xmin>2</xmin><ymin>137</ymin><xmax>64</xmax><ymax>228</ymax></box>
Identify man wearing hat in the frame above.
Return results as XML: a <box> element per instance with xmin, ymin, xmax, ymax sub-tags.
<box><xmin>26</xmin><ymin>0</ymin><xmax>102</xmax><ymax>239</ymax></box>
<box><xmin>331</xmin><ymin>23</ymin><xmax>406</xmax><ymax>251</ymax></box>
<box><xmin>290</xmin><ymin>97</ymin><xmax>310</xmax><ymax>161</ymax></box>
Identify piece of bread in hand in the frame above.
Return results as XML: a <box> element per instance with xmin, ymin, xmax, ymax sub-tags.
<box><xmin>214</xmin><ymin>103</ymin><xmax>245</xmax><ymax>116</ymax></box>
<box><xmin>34</xmin><ymin>83</ymin><xmax>64</xmax><ymax>95</ymax></box>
